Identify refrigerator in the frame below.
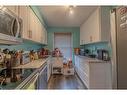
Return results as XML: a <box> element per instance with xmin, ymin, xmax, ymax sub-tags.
<box><xmin>110</xmin><ymin>6</ymin><xmax>127</xmax><ymax>89</ymax></box>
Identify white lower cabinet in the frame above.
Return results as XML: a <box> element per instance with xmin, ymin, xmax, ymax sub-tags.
<box><xmin>74</xmin><ymin>55</ymin><xmax>112</xmax><ymax>89</ymax></box>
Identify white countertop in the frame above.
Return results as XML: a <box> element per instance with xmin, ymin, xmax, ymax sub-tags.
<box><xmin>75</xmin><ymin>55</ymin><xmax>110</xmax><ymax>63</ymax></box>
<box><xmin>13</xmin><ymin>57</ymin><xmax>50</xmax><ymax>69</ymax></box>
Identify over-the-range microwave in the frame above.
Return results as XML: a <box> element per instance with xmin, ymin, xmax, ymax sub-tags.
<box><xmin>0</xmin><ymin>6</ymin><xmax>23</xmax><ymax>44</ymax></box>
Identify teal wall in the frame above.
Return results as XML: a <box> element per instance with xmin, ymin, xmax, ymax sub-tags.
<box><xmin>0</xmin><ymin>40</ymin><xmax>43</xmax><ymax>51</ymax></box>
<box><xmin>30</xmin><ymin>6</ymin><xmax>47</xmax><ymax>28</ymax></box>
<box><xmin>80</xmin><ymin>42</ymin><xmax>111</xmax><ymax>57</ymax></box>
<box><xmin>47</xmin><ymin>27</ymin><xmax>80</xmax><ymax>50</ymax></box>
<box><xmin>47</xmin><ymin>27</ymin><xmax>80</xmax><ymax>62</ymax></box>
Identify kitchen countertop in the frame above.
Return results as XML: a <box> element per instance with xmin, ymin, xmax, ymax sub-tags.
<box><xmin>13</xmin><ymin>56</ymin><xmax>51</xmax><ymax>69</ymax></box>
<box><xmin>75</xmin><ymin>55</ymin><xmax>110</xmax><ymax>63</ymax></box>
<box><xmin>0</xmin><ymin>56</ymin><xmax>51</xmax><ymax>90</ymax></box>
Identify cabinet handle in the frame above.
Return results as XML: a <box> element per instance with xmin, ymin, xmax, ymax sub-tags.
<box><xmin>81</xmin><ymin>40</ymin><xmax>83</xmax><ymax>44</ymax></box>
<box><xmin>28</xmin><ymin>30</ymin><xmax>32</xmax><ymax>38</ymax></box>
<box><xmin>90</xmin><ymin>36</ymin><xmax>92</xmax><ymax>42</ymax></box>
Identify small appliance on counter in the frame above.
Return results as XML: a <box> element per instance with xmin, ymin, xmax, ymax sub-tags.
<box><xmin>29</xmin><ymin>50</ymin><xmax>35</xmax><ymax>61</ymax></box>
<box><xmin>97</xmin><ymin>49</ymin><xmax>110</xmax><ymax>61</ymax></box>
<box><xmin>84</xmin><ymin>49</ymin><xmax>90</xmax><ymax>56</ymax></box>
<box><xmin>10</xmin><ymin>50</ymin><xmax>23</xmax><ymax>67</ymax></box>
<box><xmin>21</xmin><ymin>51</ymin><xmax>30</xmax><ymax>65</ymax></box>
<box><xmin>39</xmin><ymin>48</ymin><xmax>50</xmax><ymax>58</ymax></box>
<box><xmin>80</xmin><ymin>48</ymin><xmax>85</xmax><ymax>56</ymax></box>
<box><xmin>74</xmin><ymin>48</ymin><xmax>80</xmax><ymax>55</ymax></box>
<box><xmin>3</xmin><ymin>49</ymin><xmax>12</xmax><ymax>69</ymax></box>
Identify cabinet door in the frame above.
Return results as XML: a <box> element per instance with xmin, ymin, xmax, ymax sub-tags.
<box><xmin>100</xmin><ymin>7</ymin><xmax>110</xmax><ymax>42</ymax></box>
<box><xmin>80</xmin><ymin>7</ymin><xmax>100</xmax><ymax>44</ymax></box>
<box><xmin>38</xmin><ymin>21</ymin><xmax>43</xmax><ymax>43</ymax></box>
<box><xmin>44</xmin><ymin>28</ymin><xmax>47</xmax><ymax>44</ymax></box>
<box><xmin>34</xmin><ymin>16</ymin><xmax>40</xmax><ymax>43</ymax></box>
<box><xmin>19</xmin><ymin>6</ymin><xmax>29</xmax><ymax>39</ymax></box>
<box><xmin>29</xmin><ymin>8</ymin><xmax>37</xmax><ymax>41</ymax></box>
<box><xmin>38</xmin><ymin>65</ymin><xmax>47</xmax><ymax>89</ymax></box>
<box><xmin>41</xmin><ymin>25</ymin><xmax>45</xmax><ymax>44</ymax></box>
<box><xmin>44</xmin><ymin>27</ymin><xmax>47</xmax><ymax>44</ymax></box>
<box><xmin>80</xmin><ymin>27</ymin><xmax>85</xmax><ymax>45</ymax></box>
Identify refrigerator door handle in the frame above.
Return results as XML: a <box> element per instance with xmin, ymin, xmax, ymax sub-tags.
<box><xmin>110</xmin><ymin>10</ymin><xmax>117</xmax><ymax>89</ymax></box>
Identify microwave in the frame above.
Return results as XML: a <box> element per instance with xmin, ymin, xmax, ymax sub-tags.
<box><xmin>0</xmin><ymin>7</ymin><xmax>23</xmax><ymax>44</ymax></box>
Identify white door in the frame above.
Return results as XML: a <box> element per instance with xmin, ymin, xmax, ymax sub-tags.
<box><xmin>54</xmin><ymin>33</ymin><xmax>72</xmax><ymax>60</ymax></box>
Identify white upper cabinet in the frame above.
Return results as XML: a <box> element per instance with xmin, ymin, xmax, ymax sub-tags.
<box><xmin>19</xmin><ymin>6</ymin><xmax>29</xmax><ymax>40</ymax></box>
<box><xmin>44</xmin><ymin>28</ymin><xmax>47</xmax><ymax>44</ymax></box>
<box><xmin>36</xmin><ymin>18</ymin><xmax>42</xmax><ymax>43</ymax></box>
<box><xmin>18</xmin><ymin>6</ymin><xmax>47</xmax><ymax>44</ymax></box>
<box><xmin>29</xmin><ymin>8</ymin><xmax>38</xmax><ymax>41</ymax></box>
<box><xmin>5</xmin><ymin>6</ymin><xmax>19</xmax><ymax>16</ymax></box>
<box><xmin>80</xmin><ymin>7</ymin><xmax>110</xmax><ymax>45</ymax></box>
<box><xmin>42</xmin><ymin>26</ymin><xmax>47</xmax><ymax>45</ymax></box>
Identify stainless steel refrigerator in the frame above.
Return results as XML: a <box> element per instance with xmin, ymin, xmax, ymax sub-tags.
<box><xmin>110</xmin><ymin>6</ymin><xmax>127</xmax><ymax>89</ymax></box>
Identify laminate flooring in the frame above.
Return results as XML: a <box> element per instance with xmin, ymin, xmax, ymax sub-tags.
<box><xmin>48</xmin><ymin>74</ymin><xmax>87</xmax><ymax>89</ymax></box>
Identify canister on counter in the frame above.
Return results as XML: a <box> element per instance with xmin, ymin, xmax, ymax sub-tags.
<box><xmin>74</xmin><ymin>48</ymin><xmax>80</xmax><ymax>55</ymax></box>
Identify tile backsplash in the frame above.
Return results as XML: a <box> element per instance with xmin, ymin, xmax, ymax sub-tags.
<box><xmin>0</xmin><ymin>40</ymin><xmax>43</xmax><ymax>51</ymax></box>
<box><xmin>80</xmin><ymin>42</ymin><xmax>111</xmax><ymax>57</ymax></box>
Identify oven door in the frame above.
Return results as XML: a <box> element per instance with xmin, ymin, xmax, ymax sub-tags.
<box><xmin>37</xmin><ymin>64</ymin><xmax>47</xmax><ymax>89</ymax></box>
<box><xmin>16</xmin><ymin>70</ymin><xmax>39</xmax><ymax>89</ymax></box>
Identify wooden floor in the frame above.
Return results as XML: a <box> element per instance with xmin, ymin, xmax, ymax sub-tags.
<box><xmin>48</xmin><ymin>74</ymin><xmax>87</xmax><ymax>89</ymax></box>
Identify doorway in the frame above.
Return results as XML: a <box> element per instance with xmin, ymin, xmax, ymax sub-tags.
<box><xmin>54</xmin><ymin>32</ymin><xmax>72</xmax><ymax>60</ymax></box>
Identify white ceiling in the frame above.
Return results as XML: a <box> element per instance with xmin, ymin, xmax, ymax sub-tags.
<box><xmin>39</xmin><ymin>6</ymin><xmax>98</xmax><ymax>27</ymax></box>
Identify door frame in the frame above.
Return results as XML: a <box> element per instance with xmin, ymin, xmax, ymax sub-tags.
<box><xmin>53</xmin><ymin>32</ymin><xmax>73</xmax><ymax>59</ymax></box>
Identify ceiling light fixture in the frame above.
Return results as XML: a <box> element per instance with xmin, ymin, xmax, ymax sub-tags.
<box><xmin>68</xmin><ymin>6</ymin><xmax>76</xmax><ymax>15</ymax></box>
<box><xmin>69</xmin><ymin>6</ymin><xmax>74</xmax><ymax>14</ymax></box>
